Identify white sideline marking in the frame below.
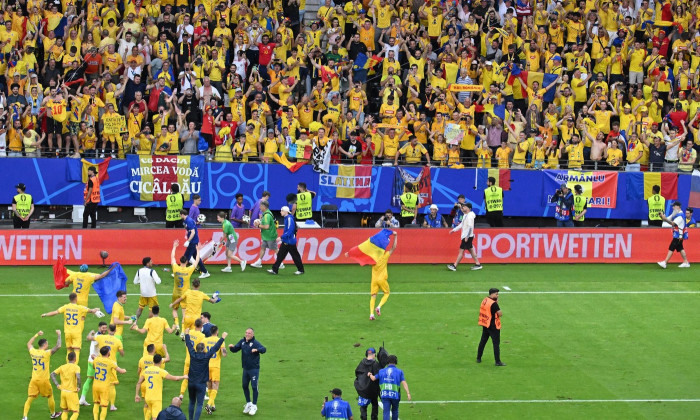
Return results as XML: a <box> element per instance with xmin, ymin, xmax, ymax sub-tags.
<box><xmin>401</xmin><ymin>399</ymin><xmax>700</xmax><ymax>404</ymax></box>
<box><xmin>1</xmin><ymin>291</ymin><xmax>700</xmax><ymax>297</ymax></box>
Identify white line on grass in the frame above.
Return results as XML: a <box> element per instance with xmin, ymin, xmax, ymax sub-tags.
<box><xmin>1</xmin><ymin>291</ymin><xmax>700</xmax><ymax>297</ymax></box>
<box><xmin>402</xmin><ymin>399</ymin><xmax>700</xmax><ymax>404</ymax></box>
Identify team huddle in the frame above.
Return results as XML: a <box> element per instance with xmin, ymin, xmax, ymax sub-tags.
<box><xmin>25</xmin><ymin>243</ymin><xmax>265</xmax><ymax>420</ymax></box>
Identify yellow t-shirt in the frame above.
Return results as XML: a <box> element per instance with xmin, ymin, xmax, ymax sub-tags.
<box><xmin>371</xmin><ymin>251</ymin><xmax>390</xmax><ymax>280</ymax></box>
<box><xmin>181</xmin><ymin>289</ymin><xmax>210</xmax><ymax>319</ymax></box>
<box><xmin>496</xmin><ymin>146</ymin><xmax>511</xmax><ymax>168</ymax></box>
<box><xmin>92</xmin><ymin>356</ymin><xmax>117</xmax><ymax>388</ymax></box>
<box><xmin>58</xmin><ymin>303</ymin><xmax>89</xmax><ymax>335</ymax></box>
<box><xmin>141</xmin><ymin>366</ymin><xmax>169</xmax><ymax>401</ymax></box>
<box><xmin>143</xmin><ymin>316</ymin><xmax>170</xmax><ymax>347</ymax></box>
<box><xmin>382</xmin><ymin>135</ymin><xmax>399</xmax><ymax>157</ymax></box>
<box><xmin>566</xmin><ymin>142</ymin><xmax>585</xmax><ymax>168</ymax></box>
<box><xmin>29</xmin><ymin>348</ymin><xmax>51</xmax><ymax>380</ymax></box>
<box><xmin>66</xmin><ymin>270</ymin><xmax>98</xmax><ymax>306</ymax></box>
<box><xmin>184</xmin><ymin>330</ymin><xmax>206</xmax><ymax>363</ymax></box>
<box><xmin>476</xmin><ymin>146</ymin><xmax>492</xmax><ymax>168</ymax></box>
<box><xmin>398</xmin><ymin>143</ymin><xmax>427</xmax><ymax>163</ymax></box>
<box><xmin>203</xmin><ymin>336</ymin><xmax>224</xmax><ymax>368</ymax></box>
<box><xmin>94</xmin><ymin>334</ymin><xmax>123</xmax><ymax>363</ymax></box>
<box><xmin>172</xmin><ymin>264</ymin><xmax>195</xmax><ymax>296</ymax></box>
<box><xmin>52</xmin><ymin>362</ymin><xmax>80</xmax><ymax>392</ymax></box>
<box><xmin>110</xmin><ymin>302</ymin><xmax>126</xmax><ymax>337</ymax></box>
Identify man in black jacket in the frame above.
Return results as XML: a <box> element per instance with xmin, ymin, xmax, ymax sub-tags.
<box><xmin>230</xmin><ymin>328</ymin><xmax>267</xmax><ymax>416</ymax></box>
<box><xmin>354</xmin><ymin>348</ymin><xmax>380</xmax><ymax>420</ymax></box>
<box><xmin>157</xmin><ymin>397</ymin><xmax>187</xmax><ymax>420</ymax></box>
<box><xmin>185</xmin><ymin>329</ymin><xmax>227</xmax><ymax>420</ymax></box>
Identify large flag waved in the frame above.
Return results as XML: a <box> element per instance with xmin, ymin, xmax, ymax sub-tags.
<box><xmin>347</xmin><ymin>229</ymin><xmax>393</xmax><ymax>266</ymax></box>
<box><xmin>92</xmin><ymin>263</ymin><xmax>128</xmax><ymax>314</ymax></box>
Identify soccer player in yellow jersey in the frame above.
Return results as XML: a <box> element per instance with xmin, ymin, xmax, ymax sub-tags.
<box><xmin>131</xmin><ymin>305</ymin><xmax>175</xmax><ymax>356</ymax></box>
<box><xmin>41</xmin><ymin>292</ymin><xmax>101</xmax><ymax>362</ymax></box>
<box><xmin>346</xmin><ymin>231</ymin><xmax>398</xmax><ymax>321</ymax></box>
<box><xmin>111</xmin><ymin>290</ymin><xmax>134</xmax><ymax>341</ymax></box>
<box><xmin>170</xmin><ymin>279</ymin><xmax>218</xmax><ymax>332</ymax></box>
<box><xmin>92</xmin><ymin>346</ymin><xmax>126</xmax><ymax>420</ymax></box>
<box><xmin>176</xmin><ymin>319</ymin><xmax>205</xmax><ymax>399</ymax></box>
<box><xmin>135</xmin><ymin>353</ymin><xmax>187</xmax><ymax>420</ymax></box>
<box><xmin>50</xmin><ymin>351</ymin><xmax>81</xmax><ymax>420</ymax></box>
<box><xmin>204</xmin><ymin>325</ymin><xmax>227</xmax><ymax>414</ymax></box>
<box><xmin>88</xmin><ymin>324</ymin><xmax>124</xmax><ymax>411</ymax></box>
<box><xmin>170</xmin><ymin>240</ymin><xmax>201</xmax><ymax>335</ymax></box>
<box><xmin>64</xmin><ymin>264</ymin><xmax>113</xmax><ymax>307</ymax></box>
<box><xmin>24</xmin><ymin>330</ymin><xmax>63</xmax><ymax>420</ymax></box>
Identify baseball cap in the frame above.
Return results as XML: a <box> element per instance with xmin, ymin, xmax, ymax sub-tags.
<box><xmin>552</xmin><ymin>55</ymin><xmax>562</xmax><ymax>61</ymax></box>
<box><xmin>330</xmin><ymin>388</ymin><xmax>342</xmax><ymax>396</ymax></box>
<box><xmin>484</xmin><ymin>61</ymin><xmax>492</xmax><ymax>66</ymax></box>
<box><xmin>267</xmin><ymin>128</ymin><xmax>274</xmax><ymax>134</ymax></box>
<box><xmin>640</xmin><ymin>106</ymin><xmax>648</xmax><ymax>112</ymax></box>
<box><xmin>430</xmin><ymin>204</ymin><xmax>438</xmax><ymax>210</ymax></box>
<box><xmin>366</xmin><ymin>347</ymin><xmax>376</xmax><ymax>355</ymax></box>
<box><xmin>15</xmin><ymin>182</ymin><xmax>26</xmax><ymax>190</ymax></box>
<box><xmin>574</xmin><ymin>184</ymin><xmax>583</xmax><ymax>193</ymax></box>
<box><xmin>560</xmin><ymin>183</ymin><xmax>568</xmax><ymax>189</ymax></box>
<box><xmin>281</xmin><ymin>205</ymin><xmax>290</xmax><ymax>213</ymax></box>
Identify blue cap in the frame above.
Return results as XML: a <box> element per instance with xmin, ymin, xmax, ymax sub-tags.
<box><xmin>552</xmin><ymin>55</ymin><xmax>562</xmax><ymax>61</ymax></box>
<box><xmin>367</xmin><ymin>347</ymin><xmax>376</xmax><ymax>354</ymax></box>
<box><xmin>79</xmin><ymin>264</ymin><xmax>88</xmax><ymax>272</ymax></box>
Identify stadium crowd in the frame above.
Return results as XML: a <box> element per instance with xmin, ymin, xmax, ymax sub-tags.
<box><xmin>0</xmin><ymin>0</ymin><xmax>699</xmax><ymax>172</ymax></box>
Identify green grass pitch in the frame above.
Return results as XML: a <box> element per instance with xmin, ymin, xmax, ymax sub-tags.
<box><xmin>1</xmin><ymin>263</ymin><xmax>699</xmax><ymax>420</ymax></box>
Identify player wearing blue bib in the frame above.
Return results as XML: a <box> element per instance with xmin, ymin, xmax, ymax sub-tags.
<box><xmin>369</xmin><ymin>355</ymin><xmax>411</xmax><ymax>420</ymax></box>
<box><xmin>321</xmin><ymin>388</ymin><xmax>353</xmax><ymax>420</ymax></box>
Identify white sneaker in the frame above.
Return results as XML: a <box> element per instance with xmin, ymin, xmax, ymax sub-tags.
<box><xmin>249</xmin><ymin>404</ymin><xmax>257</xmax><ymax>415</ymax></box>
<box><xmin>294</xmin><ymin>271</ymin><xmax>304</xmax><ymax>275</ymax></box>
<box><xmin>657</xmin><ymin>261</ymin><xmax>667</xmax><ymax>269</ymax></box>
<box><xmin>110</xmin><ymin>405</ymin><xmax>118</xmax><ymax>411</ymax></box>
<box><xmin>221</xmin><ymin>266</ymin><xmax>232</xmax><ymax>272</ymax></box>
<box><xmin>240</xmin><ymin>260</ymin><xmax>247</xmax><ymax>271</ymax></box>
<box><xmin>79</xmin><ymin>397</ymin><xmax>90</xmax><ymax>406</ymax></box>
<box><xmin>199</xmin><ymin>272</ymin><xmax>211</xmax><ymax>279</ymax></box>
<box><xmin>447</xmin><ymin>264</ymin><xmax>456</xmax><ymax>271</ymax></box>
<box><xmin>204</xmin><ymin>393</ymin><xmax>209</xmax><ymax>401</ymax></box>
<box><xmin>99</xmin><ymin>153</ymin><xmax>105</xmax><ymax>158</ymax></box>
<box><xmin>471</xmin><ymin>265</ymin><xmax>483</xmax><ymax>270</ymax></box>
<box><xmin>250</xmin><ymin>261</ymin><xmax>262</xmax><ymax>268</ymax></box>
<box><xmin>243</xmin><ymin>402</ymin><xmax>252</xmax><ymax>414</ymax></box>
<box><xmin>679</xmin><ymin>262</ymin><xmax>691</xmax><ymax>268</ymax></box>
<box><xmin>279</xmin><ymin>263</ymin><xmax>285</xmax><ymax>269</ymax></box>
<box><xmin>22</xmin><ymin>417</ymin><xmax>27</xmax><ymax>420</ymax></box>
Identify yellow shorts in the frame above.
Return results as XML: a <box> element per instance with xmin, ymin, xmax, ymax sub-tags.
<box><xmin>65</xmin><ymin>331</ymin><xmax>82</xmax><ymax>349</ymax></box>
<box><xmin>209</xmin><ymin>367</ymin><xmax>220</xmax><ymax>382</ymax></box>
<box><xmin>146</xmin><ymin>398</ymin><xmax>163</xmax><ymax>418</ymax></box>
<box><xmin>28</xmin><ymin>378</ymin><xmax>52</xmax><ymax>397</ymax></box>
<box><xmin>92</xmin><ymin>385</ymin><xmax>110</xmax><ymax>405</ymax></box>
<box><xmin>171</xmin><ymin>295</ymin><xmax>187</xmax><ymax>310</ymax></box>
<box><xmin>370</xmin><ymin>276</ymin><xmax>390</xmax><ymax>295</ymax></box>
<box><xmin>60</xmin><ymin>391</ymin><xmax>79</xmax><ymax>411</ymax></box>
<box><xmin>139</xmin><ymin>296</ymin><xmax>159</xmax><ymax>309</ymax></box>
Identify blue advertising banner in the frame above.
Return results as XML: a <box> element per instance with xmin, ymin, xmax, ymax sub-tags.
<box><xmin>0</xmin><ymin>158</ymin><xmax>691</xmax><ymax>220</ymax></box>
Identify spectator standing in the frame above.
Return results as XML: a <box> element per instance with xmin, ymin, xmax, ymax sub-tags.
<box><xmin>184</xmin><ymin>329</ymin><xmax>227</xmax><ymax>420</ymax></box>
<box><xmin>375</xmin><ymin>210</ymin><xmax>400</xmax><ymax>228</ymax></box>
<box><xmin>423</xmin><ymin>204</ymin><xmax>447</xmax><ymax>228</ymax></box>
<box><xmin>354</xmin><ymin>349</ymin><xmax>380</xmax><ymax>420</ymax></box>
<box><xmin>477</xmin><ymin>288</ymin><xmax>506</xmax><ymax>366</ymax></box>
<box><xmin>230</xmin><ymin>193</ymin><xmax>246</xmax><ymax>228</ymax></box>
<box><xmin>12</xmin><ymin>182</ymin><xmax>34</xmax><ymax>229</ymax></box>
<box><xmin>368</xmin><ymin>355</ymin><xmax>411</xmax><ymax>420</ymax></box>
<box><xmin>647</xmin><ymin>185</ymin><xmax>665</xmax><ymax>227</ymax></box>
<box><xmin>551</xmin><ymin>184</ymin><xmax>574</xmax><ymax>227</ymax></box>
<box><xmin>82</xmin><ymin>166</ymin><xmax>100</xmax><ymax>229</ymax></box>
<box><xmin>268</xmin><ymin>206</ymin><xmax>305</xmax><ymax>275</ymax></box>
<box><xmin>483</xmin><ymin>177</ymin><xmax>504</xmax><ymax>227</ymax></box>
<box><xmin>229</xmin><ymin>328</ymin><xmax>267</xmax><ymax>416</ymax></box>
<box><xmin>165</xmin><ymin>184</ymin><xmax>184</xmax><ymax>228</ymax></box>
<box><xmin>321</xmin><ymin>388</ymin><xmax>354</xmax><ymax>420</ymax></box>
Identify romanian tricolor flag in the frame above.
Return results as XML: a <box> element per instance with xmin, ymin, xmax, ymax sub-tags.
<box><xmin>66</xmin><ymin>157</ymin><xmax>112</xmax><ymax>183</ymax></box>
<box><xmin>476</xmin><ymin>168</ymin><xmax>511</xmax><ymax>191</ymax></box>
<box><xmin>544</xmin><ymin>170</ymin><xmax>618</xmax><ymax>208</ymax></box>
<box><xmin>689</xmin><ymin>170</ymin><xmax>700</xmax><ymax>208</ymax></box>
<box><xmin>347</xmin><ymin>229</ymin><xmax>393</xmax><ymax>266</ymax></box>
<box><xmin>288</xmin><ymin>144</ymin><xmax>312</xmax><ymax>160</ymax></box>
<box><xmin>507</xmin><ymin>70</ymin><xmax>558</xmax><ymax>102</ymax></box>
<box><xmin>625</xmin><ymin>172</ymin><xmax>678</xmax><ymax>201</ymax></box>
<box><xmin>319</xmin><ymin>165</ymin><xmax>373</xmax><ymax>198</ymax></box>
<box><xmin>273</xmin><ymin>152</ymin><xmax>307</xmax><ymax>172</ymax></box>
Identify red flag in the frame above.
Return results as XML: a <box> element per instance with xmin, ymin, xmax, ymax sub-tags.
<box><xmin>53</xmin><ymin>257</ymin><xmax>69</xmax><ymax>290</ymax></box>
<box><xmin>417</xmin><ymin>166</ymin><xmax>432</xmax><ymax>208</ymax></box>
<box><xmin>499</xmin><ymin>169</ymin><xmax>511</xmax><ymax>191</ymax></box>
<box><xmin>660</xmin><ymin>172</ymin><xmax>678</xmax><ymax>200</ymax></box>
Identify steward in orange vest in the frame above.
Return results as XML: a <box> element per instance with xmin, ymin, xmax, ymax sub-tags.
<box><xmin>82</xmin><ymin>166</ymin><xmax>100</xmax><ymax>228</ymax></box>
<box><xmin>476</xmin><ymin>288</ymin><xmax>505</xmax><ymax>366</ymax></box>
